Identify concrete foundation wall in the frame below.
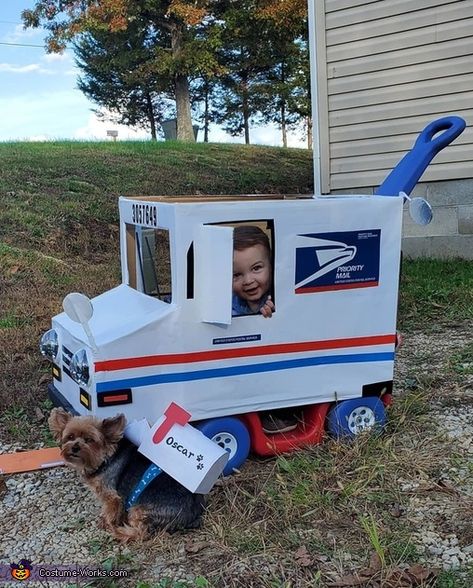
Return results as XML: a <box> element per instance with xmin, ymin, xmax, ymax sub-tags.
<box><xmin>401</xmin><ymin>179</ymin><xmax>473</xmax><ymax>260</ymax></box>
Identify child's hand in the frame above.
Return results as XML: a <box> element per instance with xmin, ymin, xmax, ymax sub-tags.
<box><xmin>260</xmin><ymin>296</ymin><xmax>275</xmax><ymax>318</ymax></box>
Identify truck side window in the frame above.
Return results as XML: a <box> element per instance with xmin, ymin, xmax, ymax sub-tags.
<box><xmin>136</xmin><ymin>228</ymin><xmax>172</xmax><ymax>302</ymax></box>
<box><xmin>187</xmin><ymin>242</ymin><xmax>194</xmax><ymax>299</ymax></box>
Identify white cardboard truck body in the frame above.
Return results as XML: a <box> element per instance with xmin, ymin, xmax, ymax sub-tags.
<box><xmin>51</xmin><ymin>194</ymin><xmax>402</xmax><ymax>424</ymax></box>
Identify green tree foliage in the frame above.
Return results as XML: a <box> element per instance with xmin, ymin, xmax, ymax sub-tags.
<box><xmin>257</xmin><ymin>33</ymin><xmax>311</xmax><ymax>147</ymax></box>
<box><xmin>191</xmin><ymin>76</ymin><xmax>220</xmax><ymax>143</ymax></box>
<box><xmin>22</xmin><ymin>0</ymin><xmax>310</xmax><ymax>145</ymax></box>
<box><xmin>75</xmin><ymin>22</ymin><xmax>175</xmax><ymax>140</ymax></box>
<box><xmin>22</xmin><ymin>0</ymin><xmax>222</xmax><ymax>141</ymax></box>
<box><xmin>210</xmin><ymin>0</ymin><xmax>309</xmax><ymax>145</ymax></box>
<box><xmin>211</xmin><ymin>0</ymin><xmax>273</xmax><ymax>144</ymax></box>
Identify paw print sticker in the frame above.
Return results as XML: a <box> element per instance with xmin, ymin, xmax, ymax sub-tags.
<box><xmin>197</xmin><ymin>463</ymin><xmax>204</xmax><ymax>470</ymax></box>
<box><xmin>196</xmin><ymin>455</ymin><xmax>204</xmax><ymax>462</ymax></box>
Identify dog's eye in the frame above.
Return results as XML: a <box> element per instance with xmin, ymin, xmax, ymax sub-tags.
<box><xmin>84</xmin><ymin>437</ymin><xmax>93</xmax><ymax>444</ymax></box>
<box><xmin>66</xmin><ymin>434</ymin><xmax>75</xmax><ymax>441</ymax></box>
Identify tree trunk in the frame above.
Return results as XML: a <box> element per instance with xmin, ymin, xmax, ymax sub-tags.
<box><xmin>242</xmin><ymin>78</ymin><xmax>250</xmax><ymax>145</ymax></box>
<box><xmin>171</xmin><ymin>23</ymin><xmax>195</xmax><ymax>142</ymax></box>
<box><xmin>145</xmin><ymin>91</ymin><xmax>157</xmax><ymax>141</ymax></box>
<box><xmin>280</xmin><ymin>63</ymin><xmax>287</xmax><ymax>148</ymax></box>
<box><xmin>281</xmin><ymin>102</ymin><xmax>287</xmax><ymax>148</ymax></box>
<box><xmin>175</xmin><ymin>75</ymin><xmax>195</xmax><ymax>141</ymax></box>
<box><xmin>307</xmin><ymin>116</ymin><xmax>313</xmax><ymax>149</ymax></box>
<box><xmin>204</xmin><ymin>80</ymin><xmax>209</xmax><ymax>143</ymax></box>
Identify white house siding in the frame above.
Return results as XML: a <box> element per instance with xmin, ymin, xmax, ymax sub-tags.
<box><xmin>315</xmin><ymin>0</ymin><xmax>473</xmax><ymax>193</ymax></box>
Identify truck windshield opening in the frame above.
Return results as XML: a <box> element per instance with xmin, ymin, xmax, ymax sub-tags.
<box><xmin>126</xmin><ymin>224</ymin><xmax>172</xmax><ymax>302</ymax></box>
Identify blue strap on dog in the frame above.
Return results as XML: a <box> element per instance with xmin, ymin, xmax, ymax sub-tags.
<box><xmin>125</xmin><ymin>463</ymin><xmax>162</xmax><ymax>510</ymax></box>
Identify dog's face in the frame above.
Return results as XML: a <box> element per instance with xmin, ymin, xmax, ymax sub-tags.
<box><xmin>48</xmin><ymin>408</ymin><xmax>126</xmax><ymax>474</ymax></box>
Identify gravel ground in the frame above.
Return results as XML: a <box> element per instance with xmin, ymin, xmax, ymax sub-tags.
<box><xmin>1</xmin><ymin>325</ymin><xmax>472</xmax><ymax>586</ymax></box>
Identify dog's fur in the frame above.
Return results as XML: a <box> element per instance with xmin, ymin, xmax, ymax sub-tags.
<box><xmin>48</xmin><ymin>408</ymin><xmax>204</xmax><ymax>542</ymax></box>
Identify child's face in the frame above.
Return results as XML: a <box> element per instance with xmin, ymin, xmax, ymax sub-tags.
<box><xmin>233</xmin><ymin>244</ymin><xmax>271</xmax><ymax>308</ymax></box>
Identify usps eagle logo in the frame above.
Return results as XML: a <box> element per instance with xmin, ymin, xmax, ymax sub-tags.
<box><xmin>294</xmin><ymin>230</ymin><xmax>381</xmax><ymax>294</ymax></box>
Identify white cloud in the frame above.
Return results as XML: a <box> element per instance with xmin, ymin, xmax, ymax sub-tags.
<box><xmin>26</xmin><ymin>134</ymin><xmax>50</xmax><ymax>142</ymax></box>
<box><xmin>207</xmin><ymin>122</ymin><xmax>308</xmax><ymax>148</ymax></box>
<box><xmin>73</xmin><ymin>112</ymin><xmax>150</xmax><ymax>141</ymax></box>
<box><xmin>0</xmin><ymin>62</ymin><xmax>55</xmax><ymax>74</ymax></box>
<box><xmin>1</xmin><ymin>62</ymin><xmax>37</xmax><ymax>73</ymax></box>
<box><xmin>0</xmin><ymin>89</ymin><xmax>92</xmax><ymax>141</ymax></box>
<box><xmin>3</xmin><ymin>23</ymin><xmax>43</xmax><ymax>44</ymax></box>
<box><xmin>42</xmin><ymin>52</ymin><xmax>71</xmax><ymax>63</ymax></box>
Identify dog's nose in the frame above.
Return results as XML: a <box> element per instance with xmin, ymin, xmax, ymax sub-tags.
<box><xmin>71</xmin><ymin>443</ymin><xmax>80</xmax><ymax>454</ymax></box>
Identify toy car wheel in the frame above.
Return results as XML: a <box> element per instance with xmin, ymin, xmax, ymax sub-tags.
<box><xmin>195</xmin><ymin>417</ymin><xmax>250</xmax><ymax>476</ymax></box>
<box><xmin>327</xmin><ymin>397</ymin><xmax>386</xmax><ymax>439</ymax></box>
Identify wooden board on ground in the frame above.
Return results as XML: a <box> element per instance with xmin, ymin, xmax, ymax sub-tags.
<box><xmin>0</xmin><ymin>447</ymin><xmax>64</xmax><ymax>474</ymax></box>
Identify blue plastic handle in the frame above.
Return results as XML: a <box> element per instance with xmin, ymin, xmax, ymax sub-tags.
<box><xmin>375</xmin><ymin>116</ymin><xmax>466</xmax><ymax>196</ymax></box>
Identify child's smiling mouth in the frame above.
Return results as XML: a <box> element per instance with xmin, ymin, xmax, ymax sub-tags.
<box><xmin>244</xmin><ymin>286</ymin><xmax>260</xmax><ymax>297</ymax></box>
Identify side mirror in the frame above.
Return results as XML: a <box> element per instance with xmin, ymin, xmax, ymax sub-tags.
<box><xmin>62</xmin><ymin>293</ymin><xmax>98</xmax><ymax>353</ymax></box>
<box><xmin>63</xmin><ymin>292</ymin><xmax>94</xmax><ymax>323</ymax></box>
<box><xmin>399</xmin><ymin>192</ymin><xmax>433</xmax><ymax>226</ymax></box>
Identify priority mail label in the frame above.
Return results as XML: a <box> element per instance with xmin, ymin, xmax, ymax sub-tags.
<box><xmin>295</xmin><ymin>230</ymin><xmax>381</xmax><ymax>293</ymax></box>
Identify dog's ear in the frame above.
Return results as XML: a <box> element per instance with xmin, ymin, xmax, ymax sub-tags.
<box><xmin>48</xmin><ymin>408</ymin><xmax>73</xmax><ymax>442</ymax></box>
<box><xmin>101</xmin><ymin>414</ymin><xmax>126</xmax><ymax>444</ymax></box>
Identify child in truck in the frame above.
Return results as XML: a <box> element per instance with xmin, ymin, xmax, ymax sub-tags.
<box><xmin>232</xmin><ymin>225</ymin><xmax>298</xmax><ymax>434</ymax></box>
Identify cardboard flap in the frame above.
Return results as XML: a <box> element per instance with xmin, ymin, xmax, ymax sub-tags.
<box><xmin>195</xmin><ymin>224</ymin><xmax>233</xmax><ymax>325</ymax></box>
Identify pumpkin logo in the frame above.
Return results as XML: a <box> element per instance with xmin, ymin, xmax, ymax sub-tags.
<box><xmin>10</xmin><ymin>559</ymin><xmax>32</xmax><ymax>581</ymax></box>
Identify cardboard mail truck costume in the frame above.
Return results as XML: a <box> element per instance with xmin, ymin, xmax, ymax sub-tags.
<box><xmin>40</xmin><ymin>116</ymin><xmax>466</xmax><ymax>477</ymax></box>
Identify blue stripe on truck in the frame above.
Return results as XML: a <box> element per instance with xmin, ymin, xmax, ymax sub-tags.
<box><xmin>96</xmin><ymin>351</ymin><xmax>394</xmax><ymax>393</ymax></box>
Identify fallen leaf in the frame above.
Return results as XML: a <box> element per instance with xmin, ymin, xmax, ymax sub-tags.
<box><xmin>367</xmin><ymin>553</ymin><xmax>382</xmax><ymax>573</ymax></box>
<box><xmin>184</xmin><ymin>540</ymin><xmax>211</xmax><ymax>554</ymax></box>
<box><xmin>38</xmin><ymin>374</ymin><xmax>50</xmax><ymax>386</ymax></box>
<box><xmin>389</xmin><ymin>503</ymin><xmax>404</xmax><ymax>518</ymax></box>
<box><xmin>328</xmin><ymin>573</ymin><xmax>367</xmax><ymax>587</ymax></box>
<box><xmin>406</xmin><ymin>563</ymin><xmax>439</xmax><ymax>583</ymax></box>
<box><xmin>294</xmin><ymin>545</ymin><xmax>313</xmax><ymax>567</ymax></box>
<box><xmin>34</xmin><ymin>407</ymin><xmax>45</xmax><ymax>422</ymax></box>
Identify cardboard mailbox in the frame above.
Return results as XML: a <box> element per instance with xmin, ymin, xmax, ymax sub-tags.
<box><xmin>125</xmin><ymin>403</ymin><xmax>229</xmax><ymax>494</ymax></box>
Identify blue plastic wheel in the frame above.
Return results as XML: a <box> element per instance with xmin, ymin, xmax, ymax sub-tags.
<box><xmin>327</xmin><ymin>397</ymin><xmax>386</xmax><ymax>439</ymax></box>
<box><xmin>195</xmin><ymin>417</ymin><xmax>251</xmax><ymax>476</ymax></box>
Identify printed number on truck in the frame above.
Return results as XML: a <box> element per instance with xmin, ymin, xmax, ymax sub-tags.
<box><xmin>132</xmin><ymin>203</ymin><xmax>158</xmax><ymax>227</ymax></box>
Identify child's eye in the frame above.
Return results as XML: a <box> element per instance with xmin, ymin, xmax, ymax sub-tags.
<box><xmin>233</xmin><ymin>273</ymin><xmax>241</xmax><ymax>279</ymax></box>
<box><xmin>253</xmin><ymin>264</ymin><xmax>263</xmax><ymax>271</ymax></box>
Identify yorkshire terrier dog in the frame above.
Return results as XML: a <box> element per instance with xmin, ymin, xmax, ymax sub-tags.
<box><xmin>48</xmin><ymin>408</ymin><xmax>204</xmax><ymax>542</ymax></box>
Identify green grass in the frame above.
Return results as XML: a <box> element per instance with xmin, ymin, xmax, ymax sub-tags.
<box><xmin>436</xmin><ymin>567</ymin><xmax>473</xmax><ymax>588</ymax></box>
<box><xmin>449</xmin><ymin>342</ymin><xmax>473</xmax><ymax>375</ymax></box>
<box><xmin>398</xmin><ymin>258</ymin><xmax>473</xmax><ymax>330</ymax></box>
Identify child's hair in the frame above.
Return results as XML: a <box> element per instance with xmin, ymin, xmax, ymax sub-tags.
<box><xmin>233</xmin><ymin>225</ymin><xmax>271</xmax><ymax>256</ymax></box>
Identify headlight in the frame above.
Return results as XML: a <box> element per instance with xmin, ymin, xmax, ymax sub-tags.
<box><xmin>39</xmin><ymin>329</ymin><xmax>59</xmax><ymax>361</ymax></box>
<box><xmin>70</xmin><ymin>348</ymin><xmax>90</xmax><ymax>387</ymax></box>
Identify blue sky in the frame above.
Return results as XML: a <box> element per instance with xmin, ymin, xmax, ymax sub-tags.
<box><xmin>0</xmin><ymin>1</ymin><xmax>306</xmax><ymax>145</ymax></box>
